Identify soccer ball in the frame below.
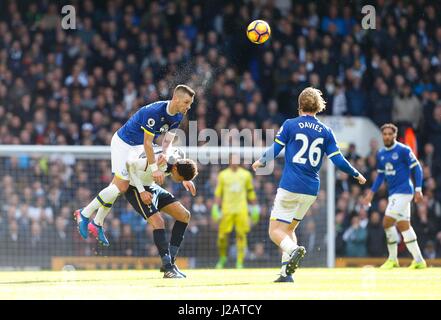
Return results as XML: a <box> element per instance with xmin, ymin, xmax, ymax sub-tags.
<box><xmin>246</xmin><ymin>20</ymin><xmax>271</xmax><ymax>44</ymax></box>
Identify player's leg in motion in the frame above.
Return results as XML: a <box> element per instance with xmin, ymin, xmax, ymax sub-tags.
<box><xmin>149</xmin><ymin>214</ymin><xmax>185</xmax><ymax>278</ymax></box>
<box><xmin>160</xmin><ymin>202</ymin><xmax>191</xmax><ymax>277</ymax></box>
<box><xmin>270</xmin><ymin>220</ymin><xmax>305</xmax><ymax>282</ymax></box>
<box><xmin>216</xmin><ymin>214</ymin><xmax>233</xmax><ymax>269</ymax></box>
<box><xmin>74</xmin><ymin>133</ymin><xmax>130</xmax><ymax>245</ymax></box>
<box><xmin>397</xmin><ymin>222</ymin><xmax>426</xmax><ymax>269</ymax></box>
<box><xmin>124</xmin><ymin>186</ymin><xmax>184</xmax><ymax>278</ymax></box>
<box><xmin>270</xmin><ymin>190</ymin><xmax>315</xmax><ymax>282</ymax></box>
<box><xmin>380</xmin><ymin>215</ymin><xmax>400</xmax><ymax>269</ymax></box>
<box><xmin>278</xmin><ymin>229</ymin><xmax>298</xmax><ymax>281</ymax></box>
<box><xmin>381</xmin><ymin>194</ymin><xmax>426</xmax><ymax>269</ymax></box>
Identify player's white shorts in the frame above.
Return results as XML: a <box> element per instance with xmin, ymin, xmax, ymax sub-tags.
<box><xmin>270</xmin><ymin>188</ymin><xmax>317</xmax><ymax>223</ymax></box>
<box><xmin>111</xmin><ymin>133</ymin><xmax>143</xmax><ymax>181</ymax></box>
<box><xmin>385</xmin><ymin>194</ymin><xmax>414</xmax><ymax>221</ymax></box>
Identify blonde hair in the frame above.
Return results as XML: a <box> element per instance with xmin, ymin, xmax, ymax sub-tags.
<box><xmin>298</xmin><ymin>87</ymin><xmax>326</xmax><ymax>114</ymax></box>
<box><xmin>174</xmin><ymin>84</ymin><xmax>195</xmax><ymax>97</ymax></box>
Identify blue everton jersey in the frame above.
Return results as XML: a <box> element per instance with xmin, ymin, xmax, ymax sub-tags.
<box><xmin>117</xmin><ymin>101</ymin><xmax>183</xmax><ymax>145</ymax></box>
<box><xmin>376</xmin><ymin>142</ymin><xmax>419</xmax><ymax>195</ymax></box>
<box><xmin>275</xmin><ymin>115</ymin><xmax>341</xmax><ymax>196</ymax></box>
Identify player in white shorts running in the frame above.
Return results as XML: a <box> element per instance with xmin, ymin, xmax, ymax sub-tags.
<box><xmin>74</xmin><ymin>85</ymin><xmax>195</xmax><ymax>246</ymax></box>
<box><xmin>253</xmin><ymin>87</ymin><xmax>366</xmax><ymax>283</ymax></box>
<box><xmin>363</xmin><ymin>123</ymin><xmax>426</xmax><ymax>269</ymax></box>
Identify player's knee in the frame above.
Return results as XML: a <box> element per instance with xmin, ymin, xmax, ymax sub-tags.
<box><xmin>236</xmin><ymin>233</ymin><xmax>246</xmax><ymax>242</ymax></box>
<box><xmin>149</xmin><ymin>213</ymin><xmax>165</xmax><ymax>229</ymax></box>
<box><xmin>382</xmin><ymin>217</ymin><xmax>394</xmax><ymax>229</ymax></box>
<box><xmin>114</xmin><ymin>181</ymin><xmax>129</xmax><ymax>193</ymax></box>
<box><xmin>396</xmin><ymin>221</ymin><xmax>410</xmax><ymax>233</ymax></box>
<box><xmin>181</xmin><ymin>208</ymin><xmax>191</xmax><ymax>223</ymax></box>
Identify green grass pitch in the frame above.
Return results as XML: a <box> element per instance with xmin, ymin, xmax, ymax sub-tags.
<box><xmin>0</xmin><ymin>268</ymin><xmax>440</xmax><ymax>300</ymax></box>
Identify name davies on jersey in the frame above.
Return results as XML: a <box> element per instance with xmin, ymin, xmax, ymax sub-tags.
<box><xmin>298</xmin><ymin>122</ymin><xmax>323</xmax><ymax>132</ymax></box>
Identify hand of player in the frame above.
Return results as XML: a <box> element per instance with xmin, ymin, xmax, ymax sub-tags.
<box><xmin>183</xmin><ymin>180</ymin><xmax>196</xmax><ymax>196</ymax></box>
<box><xmin>211</xmin><ymin>204</ymin><xmax>221</xmax><ymax>222</ymax></box>
<box><xmin>152</xmin><ymin>170</ymin><xmax>165</xmax><ymax>185</ymax></box>
<box><xmin>414</xmin><ymin>191</ymin><xmax>424</xmax><ymax>203</ymax></box>
<box><xmin>250</xmin><ymin>205</ymin><xmax>260</xmax><ymax>224</ymax></box>
<box><xmin>252</xmin><ymin>160</ymin><xmax>264</xmax><ymax>172</ymax></box>
<box><xmin>362</xmin><ymin>190</ymin><xmax>374</xmax><ymax>207</ymax></box>
<box><xmin>140</xmin><ymin>191</ymin><xmax>153</xmax><ymax>205</ymax></box>
<box><xmin>355</xmin><ymin>173</ymin><xmax>366</xmax><ymax>185</ymax></box>
<box><xmin>157</xmin><ymin>154</ymin><xmax>167</xmax><ymax>167</ymax></box>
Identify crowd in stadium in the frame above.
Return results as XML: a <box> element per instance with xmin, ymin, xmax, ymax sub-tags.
<box><xmin>1</xmin><ymin>0</ymin><xmax>441</xmax><ymax>267</ymax></box>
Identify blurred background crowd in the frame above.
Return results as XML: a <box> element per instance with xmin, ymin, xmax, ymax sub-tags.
<box><xmin>1</xmin><ymin>0</ymin><xmax>441</xmax><ymax>268</ymax></box>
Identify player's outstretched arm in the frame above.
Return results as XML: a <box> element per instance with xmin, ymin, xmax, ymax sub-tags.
<box><xmin>252</xmin><ymin>141</ymin><xmax>284</xmax><ymax>171</ymax></box>
<box><xmin>329</xmin><ymin>152</ymin><xmax>366</xmax><ymax>184</ymax></box>
<box><xmin>144</xmin><ymin>131</ymin><xmax>165</xmax><ymax>184</ymax></box>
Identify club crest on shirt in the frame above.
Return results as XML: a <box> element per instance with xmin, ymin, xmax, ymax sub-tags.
<box><xmin>392</xmin><ymin>152</ymin><xmax>399</xmax><ymax>160</ymax></box>
<box><xmin>147</xmin><ymin>118</ymin><xmax>155</xmax><ymax>128</ymax></box>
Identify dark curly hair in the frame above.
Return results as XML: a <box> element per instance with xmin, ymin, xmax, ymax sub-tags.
<box><xmin>175</xmin><ymin>159</ymin><xmax>198</xmax><ymax>181</ymax></box>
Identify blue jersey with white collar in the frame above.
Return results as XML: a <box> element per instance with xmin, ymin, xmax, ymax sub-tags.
<box><xmin>275</xmin><ymin>115</ymin><xmax>342</xmax><ymax>196</ymax></box>
<box><xmin>375</xmin><ymin>142</ymin><xmax>419</xmax><ymax>195</ymax></box>
<box><xmin>117</xmin><ymin>100</ymin><xmax>183</xmax><ymax>145</ymax></box>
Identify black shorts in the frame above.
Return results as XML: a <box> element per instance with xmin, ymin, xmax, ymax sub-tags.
<box><xmin>124</xmin><ymin>184</ymin><xmax>178</xmax><ymax>220</ymax></box>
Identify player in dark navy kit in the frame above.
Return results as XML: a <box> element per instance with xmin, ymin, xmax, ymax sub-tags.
<box><xmin>74</xmin><ymin>85</ymin><xmax>195</xmax><ymax>246</ymax></box>
<box><xmin>363</xmin><ymin>123</ymin><xmax>426</xmax><ymax>269</ymax></box>
<box><xmin>253</xmin><ymin>87</ymin><xmax>366</xmax><ymax>282</ymax></box>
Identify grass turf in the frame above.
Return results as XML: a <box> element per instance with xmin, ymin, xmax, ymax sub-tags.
<box><xmin>0</xmin><ymin>268</ymin><xmax>440</xmax><ymax>300</ymax></box>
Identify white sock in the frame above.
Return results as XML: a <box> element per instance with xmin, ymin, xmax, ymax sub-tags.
<box><xmin>82</xmin><ymin>184</ymin><xmax>120</xmax><ymax>218</ymax></box>
<box><xmin>94</xmin><ymin>206</ymin><xmax>112</xmax><ymax>226</ymax></box>
<box><xmin>402</xmin><ymin>228</ymin><xmax>424</xmax><ymax>263</ymax></box>
<box><xmin>279</xmin><ymin>236</ymin><xmax>298</xmax><ymax>256</ymax></box>
<box><xmin>280</xmin><ymin>252</ymin><xmax>290</xmax><ymax>277</ymax></box>
<box><xmin>385</xmin><ymin>226</ymin><xmax>398</xmax><ymax>261</ymax></box>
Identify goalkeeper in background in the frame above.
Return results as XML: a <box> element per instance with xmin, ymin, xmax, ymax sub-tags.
<box><xmin>212</xmin><ymin>154</ymin><xmax>260</xmax><ymax>269</ymax></box>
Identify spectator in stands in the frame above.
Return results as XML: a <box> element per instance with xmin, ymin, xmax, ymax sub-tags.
<box><xmin>366</xmin><ymin>211</ymin><xmax>387</xmax><ymax>257</ymax></box>
<box><xmin>343</xmin><ymin>216</ymin><xmax>367</xmax><ymax>257</ymax></box>
<box><xmin>392</xmin><ymin>82</ymin><xmax>423</xmax><ymax>130</ymax></box>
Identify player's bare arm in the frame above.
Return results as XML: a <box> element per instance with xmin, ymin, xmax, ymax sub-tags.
<box><xmin>161</xmin><ymin>131</ymin><xmax>176</xmax><ymax>156</ymax></box>
<box><xmin>144</xmin><ymin>131</ymin><xmax>165</xmax><ymax>185</ymax></box>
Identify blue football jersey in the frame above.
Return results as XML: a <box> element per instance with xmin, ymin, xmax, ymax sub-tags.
<box><xmin>376</xmin><ymin>142</ymin><xmax>419</xmax><ymax>195</ymax></box>
<box><xmin>275</xmin><ymin>115</ymin><xmax>341</xmax><ymax>196</ymax></box>
<box><xmin>117</xmin><ymin>100</ymin><xmax>183</xmax><ymax>146</ymax></box>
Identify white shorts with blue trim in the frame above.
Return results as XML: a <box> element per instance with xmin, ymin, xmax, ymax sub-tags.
<box><xmin>385</xmin><ymin>194</ymin><xmax>413</xmax><ymax>222</ymax></box>
<box><xmin>270</xmin><ymin>188</ymin><xmax>317</xmax><ymax>223</ymax></box>
<box><xmin>111</xmin><ymin>133</ymin><xmax>143</xmax><ymax>181</ymax></box>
